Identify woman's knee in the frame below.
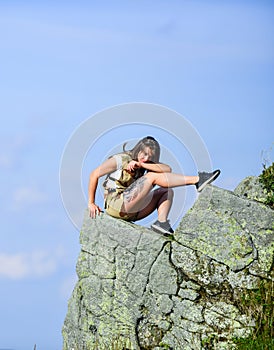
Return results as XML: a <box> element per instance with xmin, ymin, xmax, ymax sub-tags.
<box><xmin>144</xmin><ymin>171</ymin><xmax>156</xmax><ymax>183</ymax></box>
<box><xmin>145</xmin><ymin>171</ymin><xmax>169</xmax><ymax>186</ymax></box>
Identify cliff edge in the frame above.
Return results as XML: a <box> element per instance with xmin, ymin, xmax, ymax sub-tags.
<box><xmin>62</xmin><ymin>177</ymin><xmax>273</xmax><ymax>350</ymax></box>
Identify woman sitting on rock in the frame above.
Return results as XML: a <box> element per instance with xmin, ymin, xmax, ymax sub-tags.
<box><xmin>88</xmin><ymin>136</ymin><xmax>220</xmax><ymax>235</ymax></box>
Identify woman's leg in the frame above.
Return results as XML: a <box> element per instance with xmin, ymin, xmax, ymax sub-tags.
<box><xmin>123</xmin><ymin>172</ymin><xmax>198</xmax><ymax>216</ymax></box>
<box><xmin>147</xmin><ymin>171</ymin><xmax>199</xmax><ymax>188</ymax></box>
<box><xmin>134</xmin><ymin>187</ymin><xmax>174</xmax><ymax>221</ymax></box>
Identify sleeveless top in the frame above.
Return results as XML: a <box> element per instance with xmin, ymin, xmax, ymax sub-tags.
<box><xmin>103</xmin><ymin>153</ymin><xmax>144</xmax><ymax>194</ymax></box>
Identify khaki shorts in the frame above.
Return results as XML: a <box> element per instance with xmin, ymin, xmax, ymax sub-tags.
<box><xmin>104</xmin><ymin>191</ymin><xmax>138</xmax><ymax>221</ymax></box>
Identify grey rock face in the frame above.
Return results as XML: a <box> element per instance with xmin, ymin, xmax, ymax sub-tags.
<box><xmin>63</xmin><ymin>179</ymin><xmax>273</xmax><ymax>350</ymax></box>
<box><xmin>234</xmin><ymin>175</ymin><xmax>268</xmax><ymax>204</ymax></box>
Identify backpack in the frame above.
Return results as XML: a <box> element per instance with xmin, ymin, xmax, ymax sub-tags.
<box><xmin>103</xmin><ymin>153</ymin><xmax>136</xmax><ymax>193</ymax></box>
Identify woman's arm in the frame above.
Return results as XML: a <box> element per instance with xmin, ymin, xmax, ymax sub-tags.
<box><xmin>141</xmin><ymin>162</ymin><xmax>172</xmax><ymax>173</ymax></box>
<box><xmin>88</xmin><ymin>157</ymin><xmax>117</xmax><ymax>218</ymax></box>
<box><xmin>126</xmin><ymin>160</ymin><xmax>172</xmax><ymax>173</ymax></box>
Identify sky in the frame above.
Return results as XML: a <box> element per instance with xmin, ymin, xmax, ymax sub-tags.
<box><xmin>0</xmin><ymin>1</ymin><xmax>273</xmax><ymax>349</ymax></box>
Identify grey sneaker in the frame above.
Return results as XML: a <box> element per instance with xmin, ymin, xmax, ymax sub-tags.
<box><xmin>196</xmin><ymin>169</ymin><xmax>221</xmax><ymax>192</ymax></box>
<box><xmin>151</xmin><ymin>220</ymin><xmax>174</xmax><ymax>236</ymax></box>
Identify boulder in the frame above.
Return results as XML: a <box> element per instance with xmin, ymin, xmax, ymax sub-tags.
<box><xmin>62</xmin><ymin>179</ymin><xmax>273</xmax><ymax>350</ymax></box>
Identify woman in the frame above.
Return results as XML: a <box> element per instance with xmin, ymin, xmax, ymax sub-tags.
<box><xmin>88</xmin><ymin>136</ymin><xmax>220</xmax><ymax>235</ymax></box>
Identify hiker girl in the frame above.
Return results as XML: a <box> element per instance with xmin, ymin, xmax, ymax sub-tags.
<box><xmin>88</xmin><ymin>136</ymin><xmax>220</xmax><ymax>235</ymax></box>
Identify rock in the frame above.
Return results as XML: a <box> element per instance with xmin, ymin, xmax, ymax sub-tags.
<box><xmin>176</xmin><ymin>185</ymin><xmax>273</xmax><ymax>273</ymax></box>
<box><xmin>62</xmin><ymin>180</ymin><xmax>274</xmax><ymax>350</ymax></box>
<box><xmin>234</xmin><ymin>175</ymin><xmax>268</xmax><ymax>204</ymax></box>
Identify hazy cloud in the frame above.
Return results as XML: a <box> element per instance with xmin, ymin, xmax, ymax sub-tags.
<box><xmin>12</xmin><ymin>186</ymin><xmax>48</xmax><ymax>210</ymax></box>
<box><xmin>0</xmin><ymin>248</ymin><xmax>66</xmax><ymax>280</ymax></box>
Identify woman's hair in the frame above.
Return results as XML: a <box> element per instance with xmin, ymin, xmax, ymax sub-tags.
<box><xmin>123</xmin><ymin>136</ymin><xmax>160</xmax><ymax>163</ymax></box>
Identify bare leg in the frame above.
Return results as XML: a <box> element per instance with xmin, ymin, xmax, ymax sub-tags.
<box><xmin>134</xmin><ymin>187</ymin><xmax>174</xmax><ymax>221</ymax></box>
<box><xmin>157</xmin><ymin>187</ymin><xmax>174</xmax><ymax>222</ymax></box>
<box><xmin>146</xmin><ymin>171</ymin><xmax>198</xmax><ymax>188</ymax></box>
<box><xmin>123</xmin><ymin>172</ymin><xmax>198</xmax><ymax>217</ymax></box>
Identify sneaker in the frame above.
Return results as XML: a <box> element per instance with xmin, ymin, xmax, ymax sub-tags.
<box><xmin>196</xmin><ymin>169</ymin><xmax>221</xmax><ymax>192</ymax></box>
<box><xmin>151</xmin><ymin>220</ymin><xmax>174</xmax><ymax>236</ymax></box>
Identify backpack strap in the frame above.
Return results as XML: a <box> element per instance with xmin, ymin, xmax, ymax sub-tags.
<box><xmin>102</xmin><ymin>154</ymin><xmax>123</xmax><ymax>191</ymax></box>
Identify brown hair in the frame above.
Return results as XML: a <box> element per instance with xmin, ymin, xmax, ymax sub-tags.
<box><xmin>123</xmin><ymin>136</ymin><xmax>160</xmax><ymax>163</ymax></box>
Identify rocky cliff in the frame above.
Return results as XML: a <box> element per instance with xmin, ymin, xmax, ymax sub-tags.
<box><xmin>62</xmin><ymin>177</ymin><xmax>274</xmax><ymax>350</ymax></box>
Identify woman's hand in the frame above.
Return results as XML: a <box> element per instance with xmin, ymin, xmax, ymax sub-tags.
<box><xmin>89</xmin><ymin>203</ymin><xmax>102</xmax><ymax>219</ymax></box>
<box><xmin>126</xmin><ymin>160</ymin><xmax>140</xmax><ymax>172</ymax></box>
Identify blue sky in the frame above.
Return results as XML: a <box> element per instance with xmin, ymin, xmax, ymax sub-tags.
<box><xmin>0</xmin><ymin>1</ymin><xmax>273</xmax><ymax>349</ymax></box>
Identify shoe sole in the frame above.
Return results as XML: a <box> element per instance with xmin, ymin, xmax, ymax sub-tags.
<box><xmin>151</xmin><ymin>224</ymin><xmax>174</xmax><ymax>236</ymax></box>
<box><xmin>197</xmin><ymin>169</ymin><xmax>221</xmax><ymax>192</ymax></box>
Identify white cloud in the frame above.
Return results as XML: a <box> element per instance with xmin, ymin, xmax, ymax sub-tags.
<box><xmin>0</xmin><ymin>249</ymin><xmax>65</xmax><ymax>280</ymax></box>
<box><xmin>0</xmin><ymin>254</ymin><xmax>28</xmax><ymax>279</ymax></box>
<box><xmin>12</xmin><ymin>186</ymin><xmax>48</xmax><ymax>210</ymax></box>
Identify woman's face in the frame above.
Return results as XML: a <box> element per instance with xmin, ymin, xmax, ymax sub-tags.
<box><xmin>137</xmin><ymin>147</ymin><xmax>154</xmax><ymax>163</ymax></box>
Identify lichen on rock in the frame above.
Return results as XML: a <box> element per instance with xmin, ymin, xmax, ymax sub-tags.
<box><xmin>62</xmin><ymin>179</ymin><xmax>274</xmax><ymax>350</ymax></box>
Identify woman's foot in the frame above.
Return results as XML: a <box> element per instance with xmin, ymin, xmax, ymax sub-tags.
<box><xmin>151</xmin><ymin>220</ymin><xmax>174</xmax><ymax>236</ymax></box>
<box><xmin>196</xmin><ymin>169</ymin><xmax>221</xmax><ymax>192</ymax></box>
